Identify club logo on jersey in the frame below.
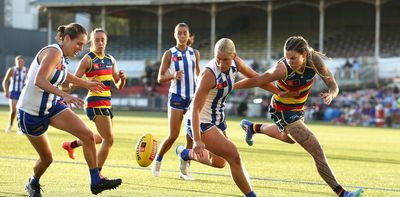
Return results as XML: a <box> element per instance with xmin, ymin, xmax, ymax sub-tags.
<box><xmin>216</xmin><ymin>81</ymin><xmax>228</xmax><ymax>89</ymax></box>
<box><xmin>173</xmin><ymin>56</ymin><xmax>183</xmax><ymax>62</ymax></box>
<box><xmin>93</xmin><ymin>63</ymin><xmax>102</xmax><ymax>69</ymax></box>
<box><xmin>56</xmin><ymin>63</ymin><xmax>64</xmax><ymax>71</ymax></box>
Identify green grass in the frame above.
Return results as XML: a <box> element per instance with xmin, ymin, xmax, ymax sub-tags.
<box><xmin>0</xmin><ymin>107</ymin><xmax>399</xmax><ymax>196</ymax></box>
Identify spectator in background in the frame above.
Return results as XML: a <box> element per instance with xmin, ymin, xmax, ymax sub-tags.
<box><xmin>237</xmin><ymin>101</ymin><xmax>248</xmax><ymax>116</ymax></box>
<box><xmin>142</xmin><ymin>59</ymin><xmax>154</xmax><ymax>94</ymax></box>
<box><xmin>250</xmin><ymin>60</ymin><xmax>260</xmax><ymax>72</ymax></box>
<box><xmin>342</xmin><ymin>59</ymin><xmax>352</xmax><ymax>79</ymax></box>
<box><xmin>151</xmin><ymin>61</ymin><xmax>161</xmax><ymax>87</ymax></box>
<box><xmin>352</xmin><ymin>59</ymin><xmax>361</xmax><ymax>80</ymax></box>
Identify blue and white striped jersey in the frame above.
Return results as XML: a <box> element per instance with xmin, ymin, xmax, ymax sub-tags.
<box><xmin>17</xmin><ymin>44</ymin><xmax>68</xmax><ymax>116</ymax></box>
<box><xmin>168</xmin><ymin>46</ymin><xmax>197</xmax><ymax>100</ymax></box>
<box><xmin>191</xmin><ymin>58</ymin><xmax>238</xmax><ymax>126</ymax></box>
<box><xmin>9</xmin><ymin>66</ymin><xmax>27</xmax><ymax>92</ymax></box>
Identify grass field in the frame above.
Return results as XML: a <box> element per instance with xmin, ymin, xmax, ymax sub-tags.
<box><xmin>0</xmin><ymin>106</ymin><xmax>399</xmax><ymax>197</ymax></box>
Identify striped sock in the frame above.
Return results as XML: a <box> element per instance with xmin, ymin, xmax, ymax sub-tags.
<box><xmin>253</xmin><ymin>124</ymin><xmax>262</xmax><ymax>133</ymax></box>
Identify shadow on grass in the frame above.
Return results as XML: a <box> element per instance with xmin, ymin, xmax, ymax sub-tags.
<box><xmin>123</xmin><ymin>181</ymin><xmax>242</xmax><ymax>196</ymax></box>
<box><xmin>0</xmin><ymin>191</ymin><xmax>26</xmax><ymax>197</ymax></box>
<box><xmin>254</xmin><ymin>183</ymin><xmax>331</xmax><ymax>196</ymax></box>
<box><xmin>239</xmin><ymin>147</ymin><xmax>400</xmax><ymax>165</ymax></box>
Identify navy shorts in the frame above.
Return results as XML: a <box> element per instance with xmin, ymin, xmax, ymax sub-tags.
<box><xmin>17</xmin><ymin>101</ymin><xmax>69</xmax><ymax>137</ymax></box>
<box><xmin>185</xmin><ymin>118</ymin><xmax>227</xmax><ymax>139</ymax></box>
<box><xmin>269</xmin><ymin>106</ymin><xmax>304</xmax><ymax>132</ymax></box>
<box><xmin>10</xmin><ymin>91</ymin><xmax>21</xmax><ymax>100</ymax></box>
<box><xmin>86</xmin><ymin>108</ymin><xmax>114</xmax><ymax>121</ymax></box>
<box><xmin>169</xmin><ymin>93</ymin><xmax>191</xmax><ymax>111</ymax></box>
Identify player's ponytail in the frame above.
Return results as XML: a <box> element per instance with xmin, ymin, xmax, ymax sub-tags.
<box><xmin>187</xmin><ymin>33</ymin><xmax>195</xmax><ymax>46</ymax></box>
<box><xmin>55</xmin><ymin>23</ymin><xmax>87</xmax><ymax>43</ymax></box>
<box><xmin>283</xmin><ymin>36</ymin><xmax>330</xmax><ymax>79</ymax></box>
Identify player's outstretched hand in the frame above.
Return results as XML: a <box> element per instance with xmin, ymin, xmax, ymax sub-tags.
<box><xmin>193</xmin><ymin>139</ymin><xmax>205</xmax><ymax>158</ymax></box>
<box><xmin>63</xmin><ymin>94</ymin><xmax>84</xmax><ymax>109</ymax></box>
<box><xmin>87</xmin><ymin>77</ymin><xmax>105</xmax><ymax>93</ymax></box>
<box><xmin>320</xmin><ymin>92</ymin><xmax>333</xmax><ymax>105</ymax></box>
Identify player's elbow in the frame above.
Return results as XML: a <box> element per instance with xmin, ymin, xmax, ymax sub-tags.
<box><xmin>33</xmin><ymin>78</ymin><xmax>42</xmax><ymax>88</ymax></box>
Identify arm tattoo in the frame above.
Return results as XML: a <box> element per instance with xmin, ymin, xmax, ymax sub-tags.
<box><xmin>314</xmin><ymin>56</ymin><xmax>339</xmax><ymax>98</ymax></box>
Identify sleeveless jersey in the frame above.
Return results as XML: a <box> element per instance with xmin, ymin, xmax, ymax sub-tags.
<box><xmin>271</xmin><ymin>59</ymin><xmax>316</xmax><ymax>111</ymax></box>
<box><xmin>9</xmin><ymin>66</ymin><xmax>27</xmax><ymax>92</ymax></box>
<box><xmin>17</xmin><ymin>44</ymin><xmax>68</xmax><ymax>116</ymax></box>
<box><xmin>188</xmin><ymin>59</ymin><xmax>237</xmax><ymax>126</ymax></box>
<box><xmin>168</xmin><ymin>46</ymin><xmax>197</xmax><ymax>100</ymax></box>
<box><xmin>84</xmin><ymin>51</ymin><xmax>113</xmax><ymax>109</ymax></box>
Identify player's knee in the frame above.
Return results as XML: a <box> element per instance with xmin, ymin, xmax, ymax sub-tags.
<box><xmin>167</xmin><ymin>134</ymin><xmax>179</xmax><ymax>143</ymax></box>
<box><xmin>80</xmin><ymin>130</ymin><xmax>95</xmax><ymax>144</ymax></box>
<box><xmin>40</xmin><ymin>154</ymin><xmax>53</xmax><ymax>166</ymax></box>
<box><xmin>226</xmin><ymin>150</ymin><xmax>241</xmax><ymax>164</ymax></box>
<box><xmin>103</xmin><ymin>137</ymin><xmax>114</xmax><ymax>147</ymax></box>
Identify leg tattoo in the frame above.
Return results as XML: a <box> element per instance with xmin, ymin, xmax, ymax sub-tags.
<box><xmin>286</xmin><ymin>123</ymin><xmax>339</xmax><ymax>189</ymax></box>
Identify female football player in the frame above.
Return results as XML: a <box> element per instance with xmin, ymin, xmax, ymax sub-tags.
<box><xmin>17</xmin><ymin>23</ymin><xmax>121</xmax><ymax>196</ymax></box>
<box><xmin>152</xmin><ymin>23</ymin><xmax>200</xmax><ymax>180</ymax></box>
<box><xmin>175</xmin><ymin>38</ymin><xmax>288</xmax><ymax>197</ymax></box>
<box><xmin>61</xmin><ymin>28</ymin><xmax>126</xmax><ymax>179</ymax></box>
<box><xmin>235</xmin><ymin>36</ymin><xmax>364</xmax><ymax>197</ymax></box>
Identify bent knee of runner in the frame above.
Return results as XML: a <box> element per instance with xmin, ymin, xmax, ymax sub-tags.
<box><xmin>225</xmin><ymin>149</ymin><xmax>241</xmax><ymax>165</ymax></box>
<box><xmin>39</xmin><ymin>154</ymin><xmax>53</xmax><ymax>166</ymax></box>
<box><xmin>102</xmin><ymin>137</ymin><xmax>114</xmax><ymax>147</ymax></box>
<box><xmin>79</xmin><ymin>130</ymin><xmax>96</xmax><ymax>145</ymax></box>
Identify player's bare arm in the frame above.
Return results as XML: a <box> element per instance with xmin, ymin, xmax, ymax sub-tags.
<box><xmin>194</xmin><ymin>49</ymin><xmax>201</xmax><ymax>76</ymax></box>
<box><xmin>191</xmin><ymin>69</ymin><xmax>214</xmax><ymax>158</ymax></box>
<box><xmin>2</xmin><ymin>68</ymin><xmax>13</xmax><ymax>97</ymax></box>
<box><xmin>111</xmin><ymin>55</ymin><xmax>126</xmax><ymax>89</ymax></box>
<box><xmin>157</xmin><ymin>50</ymin><xmax>175</xmax><ymax>83</ymax></box>
<box><xmin>234</xmin><ymin>61</ymin><xmax>285</xmax><ymax>90</ymax></box>
<box><xmin>68</xmin><ymin>54</ymin><xmax>91</xmax><ymax>90</ymax></box>
<box><xmin>313</xmin><ymin>55</ymin><xmax>339</xmax><ymax>105</ymax></box>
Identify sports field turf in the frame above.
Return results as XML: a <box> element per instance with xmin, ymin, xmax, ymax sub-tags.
<box><xmin>0</xmin><ymin>107</ymin><xmax>399</xmax><ymax>196</ymax></box>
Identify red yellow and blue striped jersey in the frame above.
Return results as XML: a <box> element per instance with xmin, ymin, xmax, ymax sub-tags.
<box><xmin>85</xmin><ymin>51</ymin><xmax>113</xmax><ymax>109</ymax></box>
<box><xmin>271</xmin><ymin>59</ymin><xmax>316</xmax><ymax>111</ymax></box>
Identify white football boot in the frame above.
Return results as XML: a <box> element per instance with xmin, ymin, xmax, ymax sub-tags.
<box><xmin>17</xmin><ymin>129</ymin><xmax>24</xmax><ymax>135</ymax></box>
<box><xmin>176</xmin><ymin>145</ymin><xmax>194</xmax><ymax>180</ymax></box>
<box><xmin>152</xmin><ymin>161</ymin><xmax>161</xmax><ymax>177</ymax></box>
